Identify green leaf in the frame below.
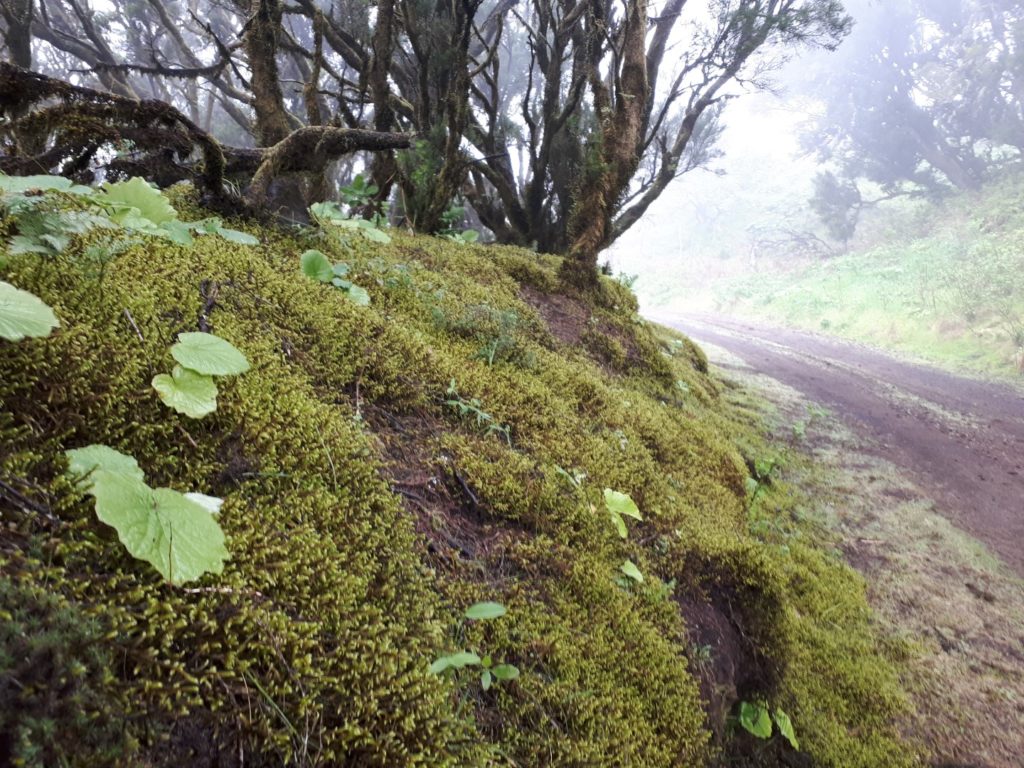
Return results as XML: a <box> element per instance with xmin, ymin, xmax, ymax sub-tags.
<box><xmin>604</xmin><ymin>489</ymin><xmax>642</xmax><ymax>521</ymax></box>
<box><xmin>331</xmin><ymin>262</ymin><xmax>350</xmax><ymax>277</ymax></box>
<box><xmin>738</xmin><ymin>701</ymin><xmax>773</xmax><ymax>739</ymax></box>
<box><xmin>309</xmin><ymin>201</ymin><xmax>345</xmax><ymax>222</ymax></box>
<box><xmin>491</xmin><ymin>664</ymin><xmax>519</xmax><ymax>681</ymax></box>
<box><xmin>460</xmin><ymin>230</ymin><xmax>479</xmax><ymax>243</ymax></box>
<box><xmin>215</xmin><ymin>227</ymin><xmax>259</xmax><ymax>245</ymax></box>
<box><xmin>66</xmin><ymin>445</ymin><xmax>144</xmax><ymax>486</ymax></box>
<box><xmin>191</xmin><ymin>217</ymin><xmax>223</xmax><ymax>234</ymax></box>
<box><xmin>97</xmin><ymin>177</ymin><xmax>177</xmax><ymax>226</ymax></box>
<box><xmin>88</xmin><ymin>471</ymin><xmax>228</xmax><ymax>584</ymax></box>
<box><xmin>183</xmin><ymin>492</ymin><xmax>224</xmax><ymax>516</ymax></box>
<box><xmin>0</xmin><ymin>173</ymin><xmax>92</xmax><ymax>195</ymax></box>
<box><xmin>331</xmin><ymin>277</ymin><xmax>352</xmax><ymax>289</ymax></box>
<box><xmin>620</xmin><ymin>559</ymin><xmax>644</xmax><ymax>583</ymax></box>
<box><xmin>0</xmin><ymin>281</ymin><xmax>59</xmax><ymax>341</ymax></box>
<box><xmin>359</xmin><ymin>226</ymin><xmax>391</xmax><ymax>244</ymax></box>
<box><xmin>429</xmin><ymin>651</ymin><xmax>481</xmax><ymax>674</ymax></box>
<box><xmin>345</xmin><ymin>285</ymin><xmax>371</xmax><ymax>306</ymax></box>
<box><xmin>300</xmin><ymin>249</ymin><xmax>334</xmax><ymax>283</ymax></box>
<box><xmin>481</xmin><ymin>669</ymin><xmax>492</xmax><ymax>690</ymax></box>
<box><xmin>465</xmin><ymin>602</ymin><xmax>507</xmax><ymax>620</ymax></box>
<box><xmin>773</xmin><ymin>708</ymin><xmax>799</xmax><ymax>750</ymax></box>
<box><xmin>609</xmin><ymin>510</ymin><xmax>628</xmax><ymax>539</ymax></box>
<box><xmin>170</xmin><ymin>332</ymin><xmax>250</xmax><ymax>376</ymax></box>
<box><xmin>152</xmin><ymin>365</ymin><xmax>219</xmax><ymax>419</ymax></box>
<box><xmin>159</xmin><ymin>219</ymin><xmax>194</xmax><ymax>245</ymax></box>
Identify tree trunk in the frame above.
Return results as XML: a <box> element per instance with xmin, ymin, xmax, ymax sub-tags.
<box><xmin>366</xmin><ymin>0</ymin><xmax>399</xmax><ymax>213</ymax></box>
<box><xmin>1</xmin><ymin>0</ymin><xmax>33</xmax><ymax>68</ymax></box>
<box><xmin>243</xmin><ymin>0</ymin><xmax>292</xmax><ymax>147</ymax></box>
<box><xmin>562</xmin><ymin>0</ymin><xmax>649</xmax><ymax>288</ymax></box>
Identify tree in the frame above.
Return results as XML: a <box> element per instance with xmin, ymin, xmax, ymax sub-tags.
<box><xmin>462</xmin><ymin>0</ymin><xmax>851</xmax><ymax>287</ymax></box>
<box><xmin>1</xmin><ymin>0</ymin><xmax>850</xmax><ymax>286</ymax></box>
<box><xmin>803</xmin><ymin>0</ymin><xmax>1024</xmax><ymax>240</ymax></box>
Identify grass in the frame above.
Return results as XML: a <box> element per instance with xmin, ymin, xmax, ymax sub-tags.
<box><xmin>715</xmin><ymin>173</ymin><xmax>1024</xmax><ymax>380</ymax></box>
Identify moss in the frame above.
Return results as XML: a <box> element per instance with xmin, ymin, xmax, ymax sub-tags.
<box><xmin>0</xmin><ymin>571</ymin><xmax>132</xmax><ymax>767</ymax></box>
<box><xmin>1</xmin><ymin>202</ymin><xmax>918</xmax><ymax>766</ymax></box>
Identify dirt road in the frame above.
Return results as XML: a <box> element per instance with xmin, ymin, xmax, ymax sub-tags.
<box><xmin>653</xmin><ymin>312</ymin><xmax>1024</xmax><ymax>577</ymax></box>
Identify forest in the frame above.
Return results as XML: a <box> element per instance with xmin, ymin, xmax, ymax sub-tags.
<box><xmin>1</xmin><ymin>1</ymin><xmax>1022</xmax><ymax>767</ymax></box>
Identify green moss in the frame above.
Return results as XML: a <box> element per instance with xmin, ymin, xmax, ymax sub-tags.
<box><xmin>0</xmin><ymin>202</ymin><xmax>919</xmax><ymax>766</ymax></box>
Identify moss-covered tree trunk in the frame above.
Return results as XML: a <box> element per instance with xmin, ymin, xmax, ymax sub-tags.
<box><xmin>0</xmin><ymin>0</ymin><xmax>33</xmax><ymax>69</ymax></box>
<box><xmin>560</xmin><ymin>0</ymin><xmax>650</xmax><ymax>291</ymax></box>
<box><xmin>243</xmin><ymin>0</ymin><xmax>293</xmax><ymax>148</ymax></box>
<box><xmin>365</xmin><ymin>0</ymin><xmax>400</xmax><ymax>215</ymax></box>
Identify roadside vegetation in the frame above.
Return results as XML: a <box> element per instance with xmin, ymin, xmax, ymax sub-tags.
<box><xmin>1</xmin><ymin>176</ymin><xmax>918</xmax><ymax>766</ymax></box>
<box><xmin>716</xmin><ymin>173</ymin><xmax>1024</xmax><ymax>379</ymax></box>
<box><xmin>698</xmin><ymin>339</ymin><xmax>1024</xmax><ymax>768</ymax></box>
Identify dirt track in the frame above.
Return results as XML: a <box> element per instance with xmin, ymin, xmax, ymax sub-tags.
<box><xmin>653</xmin><ymin>312</ymin><xmax>1024</xmax><ymax>577</ymax></box>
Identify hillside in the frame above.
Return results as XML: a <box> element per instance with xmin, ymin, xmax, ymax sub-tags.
<box><xmin>1</xmin><ymin>181</ymin><xmax>914</xmax><ymax>767</ymax></box>
<box><xmin>713</xmin><ymin>175</ymin><xmax>1024</xmax><ymax>380</ymax></box>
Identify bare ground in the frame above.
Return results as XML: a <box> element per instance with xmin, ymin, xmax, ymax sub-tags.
<box><xmin>652</xmin><ymin>312</ymin><xmax>1024</xmax><ymax>768</ymax></box>
<box><xmin>653</xmin><ymin>312</ymin><xmax>1024</xmax><ymax>577</ymax></box>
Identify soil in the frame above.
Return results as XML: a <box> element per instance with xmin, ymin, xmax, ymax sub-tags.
<box><xmin>653</xmin><ymin>311</ymin><xmax>1024</xmax><ymax>768</ymax></box>
<box><xmin>653</xmin><ymin>312</ymin><xmax>1024</xmax><ymax>577</ymax></box>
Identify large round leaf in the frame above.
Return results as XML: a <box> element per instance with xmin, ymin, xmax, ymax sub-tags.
<box><xmin>0</xmin><ymin>281</ymin><xmax>59</xmax><ymax>341</ymax></box>
<box><xmin>66</xmin><ymin>445</ymin><xmax>144</xmax><ymax>486</ymax></box>
<box><xmin>98</xmin><ymin>177</ymin><xmax>177</xmax><ymax>225</ymax></box>
<box><xmin>300</xmin><ymin>249</ymin><xmax>334</xmax><ymax>283</ymax></box>
<box><xmin>90</xmin><ymin>470</ymin><xmax>228</xmax><ymax>584</ymax></box>
<box><xmin>170</xmin><ymin>332</ymin><xmax>250</xmax><ymax>376</ymax></box>
<box><xmin>152</xmin><ymin>365</ymin><xmax>218</xmax><ymax>418</ymax></box>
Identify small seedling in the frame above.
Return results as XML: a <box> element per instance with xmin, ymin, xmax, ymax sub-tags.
<box><xmin>300</xmin><ymin>249</ymin><xmax>371</xmax><ymax>305</ymax></box>
<box><xmin>737</xmin><ymin>700</ymin><xmax>799</xmax><ymax>750</ymax></box>
<box><xmin>309</xmin><ymin>199</ymin><xmax>390</xmax><ymax>243</ymax></box>
<box><xmin>604</xmin><ymin>488</ymin><xmax>643</xmax><ymax>539</ymax></box>
<box><xmin>444</xmin><ymin>380</ymin><xmax>512</xmax><ymax>445</ymax></box>
<box><xmin>152</xmin><ymin>332</ymin><xmax>250</xmax><ymax>419</ymax></box>
<box><xmin>430</xmin><ymin>602</ymin><xmax>520</xmax><ymax>691</ymax></box>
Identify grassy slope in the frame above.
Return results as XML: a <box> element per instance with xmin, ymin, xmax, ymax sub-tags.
<box><xmin>716</xmin><ymin>174</ymin><xmax>1024</xmax><ymax>380</ymax></box>
<box><xmin>1</xmin><ymin>188</ymin><xmax>915</xmax><ymax>767</ymax></box>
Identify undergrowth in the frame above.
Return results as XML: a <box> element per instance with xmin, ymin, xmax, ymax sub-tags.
<box><xmin>0</xmin><ymin>183</ymin><xmax>917</xmax><ymax>766</ymax></box>
<box><xmin>717</xmin><ymin>172</ymin><xmax>1024</xmax><ymax>379</ymax></box>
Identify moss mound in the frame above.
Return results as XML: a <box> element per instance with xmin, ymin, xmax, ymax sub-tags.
<box><xmin>1</xmin><ymin>195</ymin><xmax>916</xmax><ymax>766</ymax></box>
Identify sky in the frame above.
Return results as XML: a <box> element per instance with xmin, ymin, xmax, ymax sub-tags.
<box><xmin>606</xmin><ymin>83</ymin><xmax>823</xmax><ymax>311</ymax></box>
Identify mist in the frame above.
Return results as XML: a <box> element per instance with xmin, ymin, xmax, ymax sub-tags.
<box><xmin>610</xmin><ymin>0</ymin><xmax>1024</xmax><ymax>379</ymax></box>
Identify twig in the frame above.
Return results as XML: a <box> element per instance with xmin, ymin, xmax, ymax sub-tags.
<box><xmin>198</xmin><ymin>280</ymin><xmax>220</xmax><ymax>332</ymax></box>
<box><xmin>0</xmin><ymin>478</ymin><xmax>59</xmax><ymax>524</ymax></box>
<box><xmin>123</xmin><ymin>307</ymin><xmax>145</xmax><ymax>341</ymax></box>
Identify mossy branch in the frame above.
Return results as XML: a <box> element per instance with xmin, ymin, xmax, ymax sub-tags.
<box><xmin>245</xmin><ymin>126</ymin><xmax>415</xmax><ymax>206</ymax></box>
<box><xmin>0</xmin><ymin>63</ymin><xmax>228</xmax><ymax>201</ymax></box>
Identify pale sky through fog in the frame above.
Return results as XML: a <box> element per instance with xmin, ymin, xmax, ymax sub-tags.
<box><xmin>606</xmin><ymin>75</ymin><xmax>823</xmax><ymax>312</ymax></box>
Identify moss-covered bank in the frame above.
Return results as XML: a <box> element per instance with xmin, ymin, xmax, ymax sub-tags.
<box><xmin>1</xmin><ymin>190</ymin><xmax>917</xmax><ymax>767</ymax></box>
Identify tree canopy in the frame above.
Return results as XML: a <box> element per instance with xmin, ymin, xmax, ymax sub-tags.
<box><xmin>1</xmin><ymin>0</ymin><xmax>851</xmax><ymax>282</ymax></box>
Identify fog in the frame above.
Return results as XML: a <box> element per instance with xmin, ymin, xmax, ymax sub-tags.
<box><xmin>609</xmin><ymin>0</ymin><xmax>1024</xmax><ymax>378</ymax></box>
